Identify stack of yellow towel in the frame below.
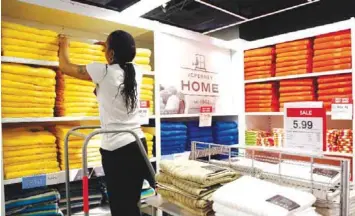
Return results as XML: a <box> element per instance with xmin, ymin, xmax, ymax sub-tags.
<box><xmin>1</xmin><ymin>63</ymin><xmax>56</xmax><ymax>118</ymax></box>
<box><xmin>3</xmin><ymin>127</ymin><xmax>60</xmax><ymax>179</ymax></box>
<box><xmin>141</xmin><ymin>77</ymin><xmax>154</xmax><ymax>115</ymax></box>
<box><xmin>69</xmin><ymin>41</ymin><xmax>106</xmax><ymax>65</ymax></box>
<box><xmin>135</xmin><ymin>48</ymin><xmax>152</xmax><ymax>72</ymax></box>
<box><xmin>142</xmin><ymin>127</ymin><xmax>155</xmax><ymax>158</ymax></box>
<box><xmin>51</xmin><ymin>125</ymin><xmax>101</xmax><ymax>170</ymax></box>
<box><xmin>55</xmin><ymin>70</ymin><xmax>98</xmax><ymax>116</ymax></box>
<box><xmin>2</xmin><ymin>21</ymin><xmax>58</xmax><ymax>61</ymax></box>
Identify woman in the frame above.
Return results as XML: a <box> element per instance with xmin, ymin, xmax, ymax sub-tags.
<box><xmin>58</xmin><ymin>31</ymin><xmax>150</xmax><ymax>216</ymax></box>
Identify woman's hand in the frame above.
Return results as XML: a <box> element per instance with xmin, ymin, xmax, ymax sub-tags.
<box><xmin>58</xmin><ymin>34</ymin><xmax>70</xmax><ymax>48</ymax></box>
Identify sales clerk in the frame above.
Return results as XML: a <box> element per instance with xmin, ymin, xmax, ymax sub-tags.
<box><xmin>58</xmin><ymin>31</ymin><xmax>150</xmax><ymax>216</ymax></box>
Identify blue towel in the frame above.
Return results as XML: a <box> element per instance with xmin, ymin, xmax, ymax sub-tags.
<box><xmin>214</xmin><ymin>121</ymin><xmax>238</xmax><ymax>130</ymax></box>
<box><xmin>6</xmin><ymin>190</ymin><xmax>60</xmax><ymax>211</ymax></box>
<box><xmin>188</xmin><ymin>130</ymin><xmax>213</xmax><ymax>138</ymax></box>
<box><xmin>161</xmin><ymin>130</ymin><xmax>187</xmax><ymax>137</ymax></box>
<box><xmin>215</xmin><ymin>135</ymin><xmax>237</xmax><ymax>143</ymax></box>
<box><xmin>188</xmin><ymin>126</ymin><xmax>212</xmax><ymax>132</ymax></box>
<box><xmin>187</xmin><ymin>137</ymin><xmax>214</xmax><ymax>144</ymax></box>
<box><xmin>215</xmin><ymin>128</ymin><xmax>238</xmax><ymax>136</ymax></box>
<box><xmin>161</xmin><ymin>140</ymin><xmax>187</xmax><ymax>147</ymax></box>
<box><xmin>161</xmin><ymin>135</ymin><xmax>187</xmax><ymax>142</ymax></box>
<box><xmin>161</xmin><ymin>122</ymin><xmax>187</xmax><ymax>131</ymax></box>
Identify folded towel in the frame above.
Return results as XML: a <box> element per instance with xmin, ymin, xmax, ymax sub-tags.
<box><xmin>2</xmin><ymin>79</ymin><xmax>55</xmax><ymax>92</ymax></box>
<box><xmin>2</xmin><ymin>37</ymin><xmax>58</xmax><ymax>51</ymax></box>
<box><xmin>2</xmin><ymin>50</ymin><xmax>58</xmax><ymax>61</ymax></box>
<box><xmin>2</xmin><ymin>72</ymin><xmax>55</xmax><ymax>87</ymax></box>
<box><xmin>69</xmin><ymin>53</ymin><xmax>105</xmax><ymax>61</ymax></box>
<box><xmin>161</xmin><ymin>123</ymin><xmax>187</xmax><ymax>131</ymax></box>
<box><xmin>3</xmin><ymin>153</ymin><xmax>57</xmax><ymax>166</ymax></box>
<box><xmin>161</xmin><ymin>130</ymin><xmax>187</xmax><ymax>137</ymax></box>
<box><xmin>4</xmin><ymin>147</ymin><xmax>57</xmax><ymax>158</ymax></box>
<box><xmin>141</xmin><ymin>84</ymin><xmax>154</xmax><ymax>90</ymax></box>
<box><xmin>5</xmin><ymin>168</ymin><xmax>60</xmax><ymax>179</ymax></box>
<box><xmin>136</xmin><ymin>48</ymin><xmax>152</xmax><ymax>57</ymax></box>
<box><xmin>2</xmin><ymin>28</ymin><xmax>57</xmax><ymax>44</ymax></box>
<box><xmin>214</xmin><ymin>122</ymin><xmax>238</xmax><ymax>130</ymax></box>
<box><xmin>2</xmin><ymin>63</ymin><xmax>56</xmax><ymax>78</ymax></box>
<box><xmin>4</xmin><ymin>161</ymin><xmax>59</xmax><ymax>173</ymax></box>
<box><xmin>70</xmin><ymin>41</ymin><xmax>103</xmax><ymax>50</ymax></box>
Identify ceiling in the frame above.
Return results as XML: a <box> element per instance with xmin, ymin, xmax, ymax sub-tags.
<box><xmin>29</xmin><ymin>0</ymin><xmax>355</xmax><ymax>41</ymax></box>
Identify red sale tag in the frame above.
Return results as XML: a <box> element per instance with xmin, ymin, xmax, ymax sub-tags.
<box><xmin>331</xmin><ymin>97</ymin><xmax>353</xmax><ymax>120</ymax></box>
<box><xmin>200</xmin><ymin>106</ymin><xmax>213</xmax><ymax>113</ymax></box>
<box><xmin>140</xmin><ymin>100</ymin><xmax>150</xmax><ymax>109</ymax></box>
<box><xmin>139</xmin><ymin>100</ymin><xmax>150</xmax><ymax>125</ymax></box>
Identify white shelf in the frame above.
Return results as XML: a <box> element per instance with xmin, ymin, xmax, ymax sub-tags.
<box><xmin>142</xmin><ymin>71</ymin><xmax>155</xmax><ymax>76</ymax></box>
<box><xmin>160</xmin><ymin>113</ymin><xmax>238</xmax><ymax>119</ymax></box>
<box><xmin>244</xmin><ymin>69</ymin><xmax>352</xmax><ymax>84</ymax></box>
<box><xmin>1</xmin><ymin>56</ymin><xmax>59</xmax><ymax>66</ymax></box>
<box><xmin>246</xmin><ymin>112</ymin><xmax>332</xmax><ymax>116</ymax></box>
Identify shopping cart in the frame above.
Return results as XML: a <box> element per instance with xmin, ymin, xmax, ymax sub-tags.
<box><xmin>64</xmin><ymin>126</ymin><xmax>156</xmax><ymax>216</ymax></box>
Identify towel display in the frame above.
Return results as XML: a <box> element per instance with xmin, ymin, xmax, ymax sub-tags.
<box><xmin>1</xmin><ymin>63</ymin><xmax>56</xmax><ymax>118</ymax></box>
<box><xmin>244</xmin><ymin>47</ymin><xmax>275</xmax><ymax>80</ymax></box>
<box><xmin>275</xmin><ymin>39</ymin><xmax>312</xmax><ymax>76</ymax></box>
<box><xmin>313</xmin><ymin>30</ymin><xmax>352</xmax><ymax>72</ymax></box>
<box><xmin>1</xmin><ymin>21</ymin><xmax>59</xmax><ymax>61</ymax></box>
<box><xmin>186</xmin><ymin>121</ymin><xmax>213</xmax><ymax>151</ymax></box>
<box><xmin>326</xmin><ymin>129</ymin><xmax>353</xmax><ymax>154</ymax></box>
<box><xmin>317</xmin><ymin>74</ymin><xmax>352</xmax><ymax>111</ymax></box>
<box><xmin>135</xmin><ymin>48</ymin><xmax>153</xmax><ymax>72</ymax></box>
<box><xmin>68</xmin><ymin>41</ymin><xmax>106</xmax><ymax>65</ymax></box>
<box><xmin>55</xmin><ymin>70</ymin><xmax>98</xmax><ymax>116</ymax></box>
<box><xmin>5</xmin><ymin>187</ymin><xmax>61</xmax><ymax>216</ymax></box>
<box><xmin>213</xmin><ymin>121</ymin><xmax>238</xmax><ymax>145</ymax></box>
<box><xmin>50</xmin><ymin>125</ymin><xmax>101</xmax><ymax>170</ymax></box>
<box><xmin>3</xmin><ymin>127</ymin><xmax>59</xmax><ymax>179</ymax></box>
<box><xmin>141</xmin><ymin>76</ymin><xmax>154</xmax><ymax>115</ymax></box>
<box><xmin>213</xmin><ymin>176</ymin><xmax>317</xmax><ymax>216</ymax></box>
<box><xmin>161</xmin><ymin>122</ymin><xmax>187</xmax><ymax>155</ymax></box>
<box><xmin>157</xmin><ymin>160</ymin><xmax>238</xmax><ymax>215</ymax></box>
<box><xmin>279</xmin><ymin>78</ymin><xmax>316</xmax><ymax>111</ymax></box>
<box><xmin>143</xmin><ymin>128</ymin><xmax>155</xmax><ymax>158</ymax></box>
<box><xmin>245</xmin><ymin>82</ymin><xmax>279</xmax><ymax>112</ymax></box>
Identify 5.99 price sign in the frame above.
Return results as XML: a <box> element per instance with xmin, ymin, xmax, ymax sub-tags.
<box><xmin>284</xmin><ymin>107</ymin><xmax>326</xmax><ymax>153</ymax></box>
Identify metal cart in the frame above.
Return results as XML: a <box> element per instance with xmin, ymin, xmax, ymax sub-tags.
<box><xmin>64</xmin><ymin>126</ymin><xmax>156</xmax><ymax>216</ymax></box>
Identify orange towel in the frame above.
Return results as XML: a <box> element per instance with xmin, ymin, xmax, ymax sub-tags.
<box><xmin>245</xmin><ymin>65</ymin><xmax>274</xmax><ymax>73</ymax></box>
<box><xmin>275</xmin><ymin>69</ymin><xmax>308</xmax><ymax>77</ymax></box>
<box><xmin>313</xmin><ymin>63</ymin><xmax>351</xmax><ymax>72</ymax></box>
<box><xmin>244</xmin><ymin>55</ymin><xmax>273</xmax><ymax>63</ymax></box>
<box><xmin>245</xmin><ymin>69</ymin><xmax>273</xmax><ymax>76</ymax></box>
<box><xmin>244</xmin><ymin>47</ymin><xmax>274</xmax><ymax>57</ymax></box>
<box><xmin>313</xmin><ymin>57</ymin><xmax>351</xmax><ymax>68</ymax></box>
<box><xmin>317</xmin><ymin>74</ymin><xmax>352</xmax><ymax>84</ymax></box>
<box><xmin>318</xmin><ymin>94</ymin><xmax>353</xmax><ymax>101</ymax></box>
<box><xmin>314</xmin><ymin>47</ymin><xmax>351</xmax><ymax>56</ymax></box>
<box><xmin>315</xmin><ymin>32</ymin><xmax>351</xmax><ymax>44</ymax></box>
<box><xmin>244</xmin><ymin>60</ymin><xmax>273</xmax><ymax>68</ymax></box>
<box><xmin>245</xmin><ymin>83</ymin><xmax>274</xmax><ymax>90</ymax></box>
<box><xmin>276</xmin><ymin>39</ymin><xmax>311</xmax><ymax>49</ymax></box>
<box><xmin>245</xmin><ymin>74</ymin><xmax>272</xmax><ymax>80</ymax></box>
<box><xmin>245</xmin><ymin>99</ymin><xmax>277</xmax><ymax>105</ymax></box>
<box><xmin>245</xmin><ymin>107</ymin><xmax>279</xmax><ymax>112</ymax></box>
<box><xmin>318</xmin><ymin>87</ymin><xmax>352</xmax><ymax>95</ymax></box>
<box><xmin>246</xmin><ymin>104</ymin><xmax>279</xmax><ymax>109</ymax></box>
<box><xmin>280</xmin><ymin>79</ymin><xmax>314</xmax><ymax>86</ymax></box>
<box><xmin>276</xmin><ymin>59</ymin><xmax>311</xmax><ymax>68</ymax></box>
<box><xmin>245</xmin><ymin>89</ymin><xmax>275</xmax><ymax>95</ymax></box>
<box><xmin>279</xmin><ymin>95</ymin><xmax>316</xmax><ymax>103</ymax></box>
<box><xmin>276</xmin><ymin>64</ymin><xmax>311</xmax><ymax>73</ymax></box>
<box><xmin>314</xmin><ymin>40</ymin><xmax>351</xmax><ymax>50</ymax></box>
<box><xmin>276</xmin><ymin>44</ymin><xmax>312</xmax><ymax>53</ymax></box>
<box><xmin>280</xmin><ymin>91</ymin><xmax>315</xmax><ymax>97</ymax></box>
<box><xmin>247</xmin><ymin>95</ymin><xmax>278</xmax><ymax>100</ymax></box>
<box><xmin>313</xmin><ymin>51</ymin><xmax>352</xmax><ymax>62</ymax></box>
<box><xmin>318</xmin><ymin>81</ymin><xmax>352</xmax><ymax>90</ymax></box>
<box><xmin>279</xmin><ymin>86</ymin><xmax>315</xmax><ymax>93</ymax></box>
<box><xmin>277</xmin><ymin>49</ymin><xmax>312</xmax><ymax>58</ymax></box>
<box><xmin>276</xmin><ymin>55</ymin><xmax>311</xmax><ymax>63</ymax></box>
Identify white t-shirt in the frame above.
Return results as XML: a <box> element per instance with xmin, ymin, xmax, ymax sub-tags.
<box><xmin>86</xmin><ymin>63</ymin><xmax>144</xmax><ymax>151</ymax></box>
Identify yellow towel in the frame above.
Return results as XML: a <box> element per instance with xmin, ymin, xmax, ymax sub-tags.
<box><xmin>3</xmin><ymin>126</ymin><xmax>45</xmax><ymax>133</ymax></box>
<box><xmin>59</xmin><ymin>152</ymin><xmax>101</xmax><ymax>161</ymax></box>
<box><xmin>2</xmin><ymin>28</ymin><xmax>58</xmax><ymax>44</ymax></box>
<box><xmin>2</xmin><ymin>72</ymin><xmax>56</xmax><ymax>86</ymax></box>
<box><xmin>2</xmin><ymin>50</ymin><xmax>58</xmax><ymax>61</ymax></box>
<box><xmin>4</xmin><ymin>147</ymin><xmax>57</xmax><ymax>158</ymax></box>
<box><xmin>70</xmin><ymin>41</ymin><xmax>104</xmax><ymax>50</ymax></box>
<box><xmin>136</xmin><ymin>48</ymin><xmax>152</xmax><ymax>57</ymax></box>
<box><xmin>57</xmin><ymin>102</ymin><xmax>98</xmax><ymax>108</ymax></box>
<box><xmin>2</xmin><ymin>87</ymin><xmax>56</xmax><ymax>98</ymax></box>
<box><xmin>2</xmin><ymin>63</ymin><xmax>56</xmax><ymax>78</ymax></box>
<box><xmin>147</xmin><ymin>141</ymin><xmax>154</xmax><ymax>147</ymax></box>
<box><xmin>2</xmin><ymin>113</ymin><xmax>54</xmax><ymax>118</ymax></box>
<box><xmin>58</xmin><ymin>107</ymin><xmax>98</xmax><ymax>113</ymax></box>
<box><xmin>2</xmin><ymin>21</ymin><xmax>57</xmax><ymax>37</ymax></box>
<box><xmin>3</xmin><ymin>152</ymin><xmax>57</xmax><ymax>166</ymax></box>
<box><xmin>60</xmin><ymin>84</ymin><xmax>95</xmax><ymax>92</ymax></box>
<box><xmin>2</xmin><ymin>94</ymin><xmax>55</xmax><ymax>105</ymax></box>
<box><xmin>2</xmin><ymin>45</ymin><xmax>58</xmax><ymax>57</ymax></box>
<box><xmin>57</xmin><ymin>112</ymin><xmax>99</xmax><ymax>117</ymax></box>
<box><xmin>61</xmin><ymin>155</ymin><xmax>101</xmax><ymax>164</ymax></box>
<box><xmin>2</xmin><ymin>79</ymin><xmax>55</xmax><ymax>92</ymax></box>
<box><xmin>2</xmin><ymin>107</ymin><xmax>53</xmax><ymax>114</ymax></box>
<box><xmin>5</xmin><ymin>161</ymin><xmax>58</xmax><ymax>173</ymax></box>
<box><xmin>56</xmin><ymin>96</ymin><xmax>97</xmax><ymax>103</ymax></box>
<box><xmin>2</xmin><ymin>38</ymin><xmax>58</xmax><ymax>51</ymax></box>
<box><xmin>140</xmin><ymin>94</ymin><xmax>153</xmax><ymax>101</ymax></box>
<box><xmin>62</xmin><ymin>75</ymin><xmax>96</xmax><ymax>87</ymax></box>
<box><xmin>5</xmin><ymin>168</ymin><xmax>60</xmax><ymax>179</ymax></box>
<box><xmin>55</xmin><ymin>126</ymin><xmax>101</xmax><ymax>138</ymax></box>
<box><xmin>60</xmin><ymin>161</ymin><xmax>101</xmax><ymax>170</ymax></box>
<box><xmin>137</xmin><ymin>64</ymin><xmax>152</xmax><ymax>72</ymax></box>
<box><xmin>3</xmin><ymin>144</ymin><xmax>56</xmax><ymax>152</ymax></box>
<box><xmin>144</xmin><ymin>133</ymin><xmax>154</xmax><ymax>141</ymax></box>
<box><xmin>142</xmin><ymin>127</ymin><xmax>155</xmax><ymax>135</ymax></box>
<box><xmin>142</xmin><ymin>77</ymin><xmax>154</xmax><ymax>85</ymax></box>
<box><xmin>69</xmin><ymin>47</ymin><xmax>104</xmax><ymax>56</ymax></box>
<box><xmin>57</xmin><ymin>91</ymin><xmax>95</xmax><ymax>98</ymax></box>
<box><xmin>140</xmin><ymin>89</ymin><xmax>153</xmax><ymax>96</ymax></box>
<box><xmin>2</xmin><ymin>102</ymin><xmax>53</xmax><ymax>109</ymax></box>
<box><xmin>69</xmin><ymin>53</ymin><xmax>106</xmax><ymax>62</ymax></box>
<box><xmin>141</xmin><ymin>84</ymin><xmax>154</xmax><ymax>90</ymax></box>
<box><xmin>134</xmin><ymin>56</ymin><xmax>150</xmax><ymax>65</ymax></box>
<box><xmin>57</xmin><ymin>139</ymin><xmax>101</xmax><ymax>148</ymax></box>
<box><xmin>3</xmin><ymin>135</ymin><xmax>55</xmax><ymax>147</ymax></box>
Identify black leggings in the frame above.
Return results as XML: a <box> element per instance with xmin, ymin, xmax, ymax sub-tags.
<box><xmin>100</xmin><ymin>139</ymin><xmax>149</xmax><ymax>216</ymax></box>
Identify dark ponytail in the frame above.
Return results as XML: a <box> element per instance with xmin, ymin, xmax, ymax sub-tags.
<box><xmin>107</xmin><ymin>30</ymin><xmax>137</xmax><ymax>113</ymax></box>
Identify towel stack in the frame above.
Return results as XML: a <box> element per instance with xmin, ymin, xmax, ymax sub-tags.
<box><xmin>245</xmin><ymin>130</ymin><xmax>272</xmax><ymax>146</ymax></box>
<box><xmin>212</xmin><ymin>176</ymin><xmax>317</xmax><ymax>216</ymax></box>
<box><xmin>69</xmin><ymin>41</ymin><xmax>106</xmax><ymax>65</ymax></box>
<box><xmin>5</xmin><ymin>188</ymin><xmax>61</xmax><ymax>216</ymax></box>
<box><xmin>279</xmin><ymin>78</ymin><xmax>316</xmax><ymax>111</ymax></box>
<box><xmin>161</xmin><ymin>122</ymin><xmax>187</xmax><ymax>155</ymax></box>
<box><xmin>55</xmin><ymin>70</ymin><xmax>98</xmax><ymax>116</ymax></box>
<box><xmin>141</xmin><ymin>77</ymin><xmax>154</xmax><ymax>115</ymax></box>
<box><xmin>52</xmin><ymin>125</ymin><xmax>101</xmax><ymax>170</ymax></box>
<box><xmin>157</xmin><ymin>160</ymin><xmax>238</xmax><ymax>216</ymax></box>
<box><xmin>326</xmin><ymin>129</ymin><xmax>353</xmax><ymax>153</ymax></box>
<box><xmin>213</xmin><ymin>121</ymin><xmax>238</xmax><ymax>145</ymax></box>
<box><xmin>144</xmin><ymin>132</ymin><xmax>154</xmax><ymax>159</ymax></box>
<box><xmin>275</xmin><ymin>39</ymin><xmax>313</xmax><ymax>77</ymax></box>
<box><xmin>1</xmin><ymin>63</ymin><xmax>56</xmax><ymax>118</ymax></box>
<box><xmin>2</xmin><ymin>21</ymin><xmax>58</xmax><ymax>61</ymax></box>
<box><xmin>135</xmin><ymin>48</ymin><xmax>152</xmax><ymax>72</ymax></box>
<box><xmin>313</xmin><ymin>30</ymin><xmax>352</xmax><ymax>72</ymax></box>
<box><xmin>317</xmin><ymin>74</ymin><xmax>352</xmax><ymax>111</ymax></box>
<box><xmin>3</xmin><ymin>127</ymin><xmax>59</xmax><ymax>179</ymax></box>
<box><xmin>244</xmin><ymin>47</ymin><xmax>275</xmax><ymax>80</ymax></box>
<box><xmin>245</xmin><ymin>83</ymin><xmax>279</xmax><ymax>112</ymax></box>
<box><xmin>186</xmin><ymin>122</ymin><xmax>213</xmax><ymax>151</ymax></box>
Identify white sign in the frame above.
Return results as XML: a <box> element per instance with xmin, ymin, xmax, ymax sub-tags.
<box><xmin>331</xmin><ymin>97</ymin><xmax>353</xmax><ymax>120</ymax></box>
<box><xmin>139</xmin><ymin>101</ymin><xmax>150</xmax><ymax>125</ymax></box>
<box><xmin>199</xmin><ymin>106</ymin><xmax>212</xmax><ymax>127</ymax></box>
<box><xmin>284</xmin><ymin>102</ymin><xmax>326</xmax><ymax>153</ymax></box>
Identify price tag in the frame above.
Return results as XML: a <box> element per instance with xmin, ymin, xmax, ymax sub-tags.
<box><xmin>199</xmin><ymin>106</ymin><xmax>212</xmax><ymax>127</ymax></box>
<box><xmin>139</xmin><ymin>100</ymin><xmax>150</xmax><ymax>125</ymax></box>
<box><xmin>22</xmin><ymin>175</ymin><xmax>46</xmax><ymax>189</ymax></box>
<box><xmin>284</xmin><ymin>102</ymin><xmax>326</xmax><ymax>153</ymax></box>
<box><xmin>331</xmin><ymin>98</ymin><xmax>353</xmax><ymax>120</ymax></box>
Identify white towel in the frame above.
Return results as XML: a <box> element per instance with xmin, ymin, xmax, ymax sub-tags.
<box><xmin>212</xmin><ymin>176</ymin><xmax>316</xmax><ymax>216</ymax></box>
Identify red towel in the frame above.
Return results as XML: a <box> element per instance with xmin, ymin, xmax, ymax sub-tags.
<box><xmin>244</xmin><ymin>47</ymin><xmax>275</xmax><ymax>57</ymax></box>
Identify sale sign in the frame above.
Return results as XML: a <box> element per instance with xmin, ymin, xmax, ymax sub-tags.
<box><xmin>199</xmin><ymin>106</ymin><xmax>213</xmax><ymax>127</ymax></box>
<box><xmin>284</xmin><ymin>102</ymin><xmax>326</xmax><ymax>153</ymax></box>
<box><xmin>331</xmin><ymin>97</ymin><xmax>353</xmax><ymax>120</ymax></box>
<box><xmin>139</xmin><ymin>100</ymin><xmax>150</xmax><ymax>125</ymax></box>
